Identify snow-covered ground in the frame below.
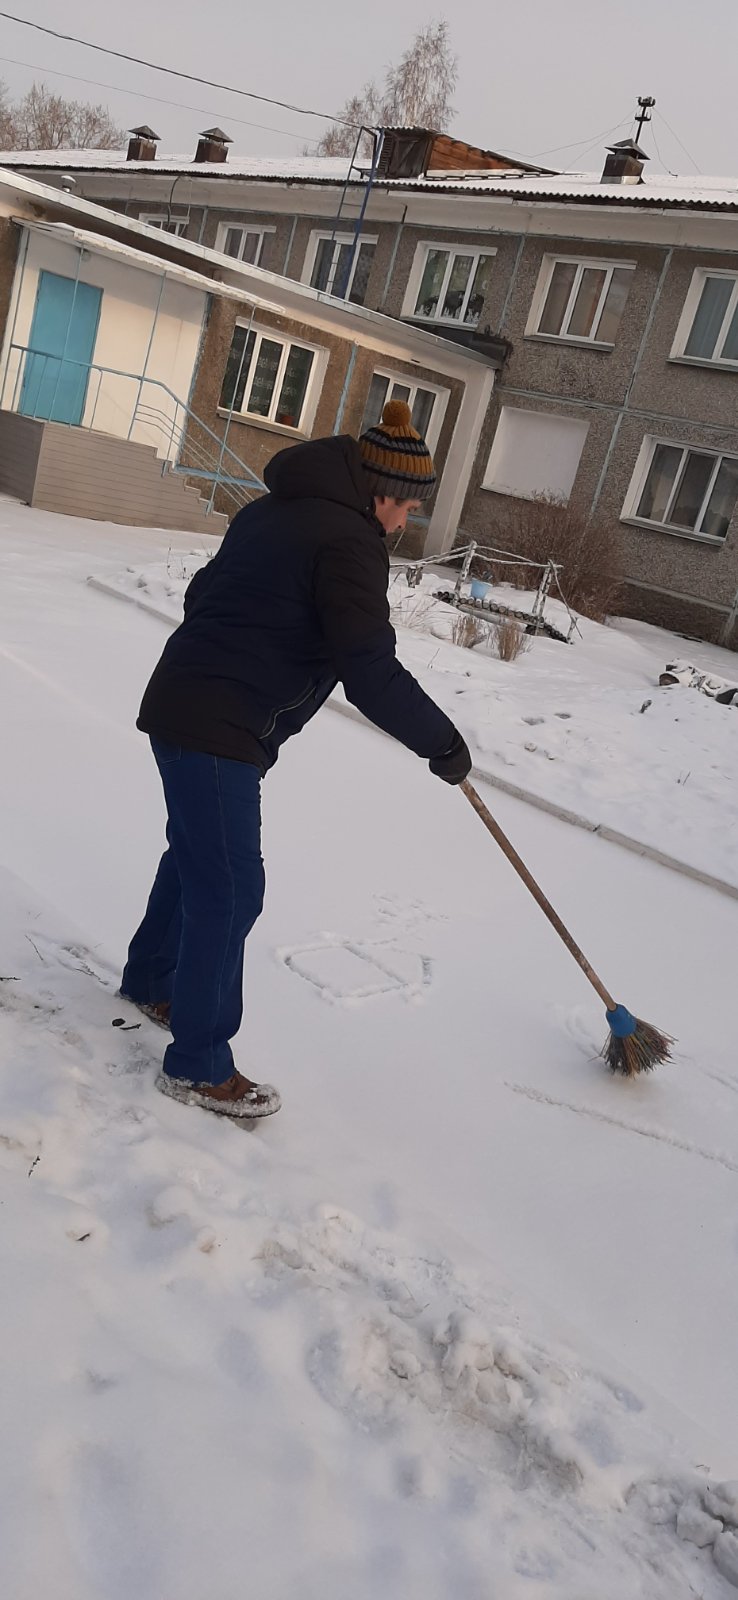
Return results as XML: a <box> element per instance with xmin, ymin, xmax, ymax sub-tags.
<box><xmin>94</xmin><ymin>554</ymin><xmax>738</xmax><ymax>893</ymax></box>
<box><xmin>2</xmin><ymin>498</ymin><xmax>737</xmax><ymax>1599</ymax></box>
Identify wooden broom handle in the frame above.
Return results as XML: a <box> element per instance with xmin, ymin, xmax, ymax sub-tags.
<box><xmin>460</xmin><ymin>779</ymin><xmax>616</xmax><ymax>1011</ymax></box>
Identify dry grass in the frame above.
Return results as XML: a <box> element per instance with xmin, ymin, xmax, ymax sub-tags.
<box><xmin>390</xmin><ymin>592</ymin><xmax>437</xmax><ymax>633</ymax></box>
<box><xmin>492</xmin><ymin>616</ymin><xmax>531</xmax><ymax>661</ymax></box>
<box><xmin>474</xmin><ymin>498</ymin><xmax>623</xmax><ymax>624</ymax></box>
<box><xmin>450</xmin><ymin>613</ymin><xmax>485</xmax><ymax>650</ymax></box>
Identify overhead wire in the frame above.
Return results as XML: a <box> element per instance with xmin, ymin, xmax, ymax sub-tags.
<box><xmin>0</xmin><ymin>9</ymin><xmax>358</xmax><ymax>130</ymax></box>
<box><xmin>530</xmin><ymin>114</ymin><xmax>632</xmax><ymax>162</ymax></box>
<box><xmin>558</xmin><ymin>118</ymin><xmax>634</xmax><ymax>174</ymax></box>
<box><xmin>657</xmin><ymin>107</ymin><xmax>702</xmax><ymax>174</ymax></box>
<box><xmin>0</xmin><ymin>51</ymin><xmax>321</xmax><ymax>147</ymax></box>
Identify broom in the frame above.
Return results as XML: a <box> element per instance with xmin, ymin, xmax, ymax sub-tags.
<box><xmin>460</xmin><ymin>779</ymin><xmax>673</xmax><ymax>1076</ymax></box>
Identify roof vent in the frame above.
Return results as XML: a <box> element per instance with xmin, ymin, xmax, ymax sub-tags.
<box><xmin>376</xmin><ymin>127</ymin><xmax>436</xmax><ymax>180</ymax></box>
<box><xmin>127</xmin><ymin>125</ymin><xmax>160</xmax><ymax>162</ymax></box>
<box><xmin>194</xmin><ymin>127</ymin><xmax>232</xmax><ymax>164</ymax></box>
<box><xmin>601</xmin><ymin>138</ymin><xmax>648</xmax><ymax>185</ymax></box>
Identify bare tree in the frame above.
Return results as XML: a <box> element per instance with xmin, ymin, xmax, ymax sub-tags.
<box><xmin>0</xmin><ymin>81</ymin><xmax>17</xmax><ymax>148</ymax></box>
<box><xmin>383</xmin><ymin>21</ymin><xmax>457</xmax><ymax>131</ymax></box>
<box><xmin>0</xmin><ymin>81</ymin><xmax>124</xmax><ymax>150</ymax></box>
<box><xmin>317</xmin><ymin>89</ymin><xmax>381</xmax><ymax>158</ymax></box>
<box><xmin>316</xmin><ymin>20</ymin><xmax>457</xmax><ymax>157</ymax></box>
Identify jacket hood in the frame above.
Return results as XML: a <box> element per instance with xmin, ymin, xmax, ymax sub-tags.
<box><xmin>264</xmin><ymin>434</ymin><xmax>372</xmax><ymax>515</ymax></box>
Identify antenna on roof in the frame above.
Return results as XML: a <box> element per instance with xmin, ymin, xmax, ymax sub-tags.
<box><xmin>634</xmin><ymin>96</ymin><xmax>656</xmax><ymax>143</ymax></box>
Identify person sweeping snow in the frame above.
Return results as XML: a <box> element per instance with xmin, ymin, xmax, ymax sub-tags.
<box><xmin>121</xmin><ymin>401</ymin><xmax>471</xmax><ymax>1118</ymax></box>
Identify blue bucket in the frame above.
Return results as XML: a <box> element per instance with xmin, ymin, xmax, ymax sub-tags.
<box><xmin>470</xmin><ymin>578</ymin><xmax>491</xmax><ymax>601</ymax></box>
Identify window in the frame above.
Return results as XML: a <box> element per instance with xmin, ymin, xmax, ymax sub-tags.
<box><xmin>219</xmin><ymin>323</ymin><xmax>321</xmax><ymax>430</ymax></box>
<box><xmin>404</xmin><ymin>244</ymin><xmax>495</xmax><ymax>327</ymax></box>
<box><xmin>303</xmin><ymin>232</ymin><xmax>377</xmax><ymax>305</ymax></box>
<box><xmin>483</xmin><ymin>408</ymin><xmax>588</xmax><ymax>502</ymax></box>
<box><xmin>361</xmin><ymin>371</ymin><xmax>449</xmax><ymax>450</ymax></box>
<box><xmin>623</xmin><ymin>438</ymin><xmax>738</xmax><ymax>542</ymax></box>
<box><xmin>140</xmin><ymin>213</ymin><xmax>189</xmax><ymax>236</ymax></box>
<box><xmin>672</xmin><ymin>270</ymin><xmax>738</xmax><ymax>367</ymax></box>
<box><xmin>528</xmin><ymin>257</ymin><xmax>633</xmax><ymax>346</ymax></box>
<box><xmin>214</xmin><ymin>223</ymin><xmax>271</xmax><ymax>265</ymax></box>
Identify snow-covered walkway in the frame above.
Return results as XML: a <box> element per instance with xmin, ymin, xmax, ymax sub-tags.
<box><xmin>1</xmin><ymin>500</ymin><xmax>736</xmax><ymax>1598</ymax></box>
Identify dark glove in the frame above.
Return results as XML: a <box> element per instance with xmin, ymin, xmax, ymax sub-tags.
<box><xmin>429</xmin><ymin>729</ymin><xmax>472</xmax><ymax>785</ymax></box>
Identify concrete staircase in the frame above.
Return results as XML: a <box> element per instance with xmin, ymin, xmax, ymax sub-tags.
<box><xmin>0</xmin><ymin>411</ymin><xmax>229</xmax><ymax>535</ymax></box>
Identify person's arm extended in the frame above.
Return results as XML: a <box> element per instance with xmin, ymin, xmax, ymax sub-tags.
<box><xmin>314</xmin><ymin>534</ymin><xmax>468</xmax><ymax>769</ymax></box>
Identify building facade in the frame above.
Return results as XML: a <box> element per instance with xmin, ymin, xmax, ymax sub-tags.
<box><xmin>0</xmin><ymin>164</ymin><xmax>493</xmax><ymax>542</ymax></box>
<box><xmin>3</xmin><ymin>131</ymin><xmax>738</xmax><ymax>642</ymax></box>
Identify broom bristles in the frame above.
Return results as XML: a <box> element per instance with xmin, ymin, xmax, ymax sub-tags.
<box><xmin>602</xmin><ymin>1018</ymin><xmax>674</xmax><ymax>1077</ymax></box>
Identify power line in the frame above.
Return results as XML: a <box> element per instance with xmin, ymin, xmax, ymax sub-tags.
<box><xmin>0</xmin><ymin>9</ymin><xmax>355</xmax><ymax>130</ymax></box>
<box><xmin>531</xmin><ymin>114</ymin><xmax>631</xmax><ymax>162</ymax></box>
<box><xmin>648</xmin><ymin>118</ymin><xmax>671</xmax><ymax>176</ymax></box>
<box><xmin>559</xmin><ymin>119</ymin><xmax>634</xmax><ymax>174</ymax></box>
<box><xmin>0</xmin><ymin>52</ymin><xmax>320</xmax><ymax>147</ymax></box>
<box><xmin>658</xmin><ymin>107</ymin><xmax>702</xmax><ymax>174</ymax></box>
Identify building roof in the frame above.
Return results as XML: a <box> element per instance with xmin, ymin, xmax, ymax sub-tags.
<box><xmin>0</xmin><ymin>165</ymin><xmax>496</xmax><ymax>378</ymax></box>
<box><xmin>1</xmin><ymin>148</ymin><xmax>737</xmax><ymax>210</ymax></box>
<box><xmin>0</xmin><ymin>149</ymin><xmax>359</xmax><ymax>181</ymax></box>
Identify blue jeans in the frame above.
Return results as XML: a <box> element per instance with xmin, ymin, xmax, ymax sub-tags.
<box><xmin>122</xmin><ymin>738</ymin><xmax>265</xmax><ymax>1086</ymax></box>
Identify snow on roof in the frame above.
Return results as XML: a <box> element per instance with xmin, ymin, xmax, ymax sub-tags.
<box><xmin>398</xmin><ymin>169</ymin><xmax>738</xmax><ymax>210</ymax></box>
<box><xmin>0</xmin><ymin>149</ymin><xmax>358</xmax><ymax>182</ymax></box>
<box><xmin>1</xmin><ymin>149</ymin><xmax>737</xmax><ymax>210</ymax></box>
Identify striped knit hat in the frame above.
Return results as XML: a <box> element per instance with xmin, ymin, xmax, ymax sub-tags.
<box><xmin>359</xmin><ymin>399</ymin><xmax>437</xmax><ymax>502</ymax></box>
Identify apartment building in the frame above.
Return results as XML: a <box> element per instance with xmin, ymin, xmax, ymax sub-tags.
<box><xmin>4</xmin><ymin>128</ymin><xmax>738</xmax><ymax>642</ymax></box>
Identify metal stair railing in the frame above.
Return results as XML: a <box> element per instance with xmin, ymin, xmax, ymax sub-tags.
<box><xmin>1</xmin><ymin>344</ymin><xmax>266</xmax><ymax>518</ymax></box>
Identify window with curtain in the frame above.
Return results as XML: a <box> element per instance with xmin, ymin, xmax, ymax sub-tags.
<box><xmin>629</xmin><ymin>439</ymin><xmax>738</xmax><ymax>540</ymax></box>
<box><xmin>532</xmin><ymin>257</ymin><xmax>633</xmax><ymax>345</ymax></box>
<box><xmin>306</xmin><ymin>233</ymin><xmax>376</xmax><ymax>305</ymax></box>
<box><xmin>676</xmin><ymin>271</ymin><xmax>738</xmax><ymax>365</ymax></box>
<box><xmin>361</xmin><ymin>371</ymin><xmax>446</xmax><ymax>446</ymax></box>
<box><xmin>407</xmin><ymin>246</ymin><xmax>494</xmax><ymax>327</ymax></box>
<box><xmin>219</xmin><ymin>324</ymin><xmax>319</xmax><ymax>430</ymax></box>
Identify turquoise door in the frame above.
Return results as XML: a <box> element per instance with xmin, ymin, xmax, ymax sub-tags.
<box><xmin>20</xmin><ymin>271</ymin><xmax>102</xmax><ymax>425</ymax></box>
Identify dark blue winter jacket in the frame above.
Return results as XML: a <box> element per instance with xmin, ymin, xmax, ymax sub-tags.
<box><xmin>137</xmin><ymin>433</ymin><xmax>456</xmax><ymax>772</ymax></box>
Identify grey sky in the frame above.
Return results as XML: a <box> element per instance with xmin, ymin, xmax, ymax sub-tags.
<box><xmin>0</xmin><ymin>0</ymin><xmax>735</xmax><ymax>175</ymax></box>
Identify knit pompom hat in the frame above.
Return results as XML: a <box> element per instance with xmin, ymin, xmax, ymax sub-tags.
<box><xmin>359</xmin><ymin>399</ymin><xmax>437</xmax><ymax>502</ymax></box>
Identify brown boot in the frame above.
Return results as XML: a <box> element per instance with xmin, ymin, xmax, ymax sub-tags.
<box><xmin>120</xmin><ymin>994</ymin><xmax>172</xmax><ymax>1031</ymax></box>
<box><xmin>156</xmin><ymin>1069</ymin><xmax>281</xmax><ymax>1119</ymax></box>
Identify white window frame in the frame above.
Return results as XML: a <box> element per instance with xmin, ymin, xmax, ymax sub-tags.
<box><xmin>361</xmin><ymin>369</ymin><xmax>450</xmax><ymax>452</ymax></box>
<box><xmin>402</xmin><ymin>241</ymin><xmax>497</xmax><ymax>327</ymax></box>
<box><xmin>302</xmin><ymin>230</ymin><xmax>378</xmax><ymax>301</ymax></box>
<box><xmin>526</xmin><ymin>254</ymin><xmax>635</xmax><ymax>346</ymax></box>
<box><xmin>622</xmin><ymin>436</ymin><xmax>738</xmax><ymax>544</ymax></box>
<box><xmin>140</xmin><ymin>213</ymin><xmax>189</xmax><ymax>236</ymax></box>
<box><xmin>671</xmin><ymin>268</ymin><xmax>738</xmax><ymax>368</ymax></box>
<box><xmin>219</xmin><ymin>321</ymin><xmax>325</xmax><ymax>434</ymax></box>
<box><xmin>214</xmin><ymin>222</ymin><xmax>274</xmax><ymax>265</ymax></box>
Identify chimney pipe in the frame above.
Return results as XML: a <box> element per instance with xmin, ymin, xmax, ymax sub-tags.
<box><xmin>601</xmin><ymin>138</ymin><xmax>648</xmax><ymax>185</ymax></box>
<box><xmin>194</xmin><ymin>127</ymin><xmax>232</xmax><ymax>164</ymax></box>
<box><xmin>127</xmin><ymin>125</ymin><xmax>160</xmax><ymax>162</ymax></box>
